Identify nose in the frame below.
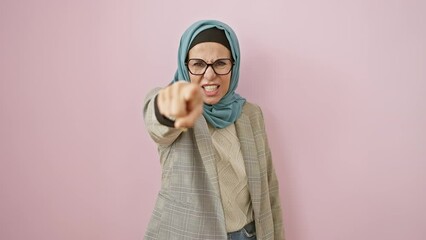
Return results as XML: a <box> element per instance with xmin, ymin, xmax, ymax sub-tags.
<box><xmin>203</xmin><ymin>65</ymin><xmax>216</xmax><ymax>80</ymax></box>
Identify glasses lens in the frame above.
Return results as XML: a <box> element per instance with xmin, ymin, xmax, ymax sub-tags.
<box><xmin>213</xmin><ymin>59</ymin><xmax>232</xmax><ymax>74</ymax></box>
<box><xmin>188</xmin><ymin>59</ymin><xmax>207</xmax><ymax>75</ymax></box>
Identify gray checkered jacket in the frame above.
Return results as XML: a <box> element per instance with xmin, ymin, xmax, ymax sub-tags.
<box><xmin>143</xmin><ymin>88</ymin><xmax>284</xmax><ymax>240</ymax></box>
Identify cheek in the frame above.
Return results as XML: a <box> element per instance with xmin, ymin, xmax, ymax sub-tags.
<box><xmin>189</xmin><ymin>75</ymin><xmax>202</xmax><ymax>84</ymax></box>
<box><xmin>221</xmin><ymin>76</ymin><xmax>231</xmax><ymax>93</ymax></box>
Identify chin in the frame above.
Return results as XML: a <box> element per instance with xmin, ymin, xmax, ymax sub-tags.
<box><xmin>203</xmin><ymin>98</ymin><xmax>220</xmax><ymax>105</ymax></box>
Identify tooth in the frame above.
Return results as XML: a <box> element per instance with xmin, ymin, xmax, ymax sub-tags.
<box><xmin>204</xmin><ymin>85</ymin><xmax>217</xmax><ymax>91</ymax></box>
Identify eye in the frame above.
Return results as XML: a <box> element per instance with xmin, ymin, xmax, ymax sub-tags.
<box><xmin>190</xmin><ymin>60</ymin><xmax>206</xmax><ymax>68</ymax></box>
<box><xmin>213</xmin><ymin>60</ymin><xmax>229</xmax><ymax>68</ymax></box>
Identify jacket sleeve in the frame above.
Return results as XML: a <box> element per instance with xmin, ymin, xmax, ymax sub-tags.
<box><xmin>143</xmin><ymin>87</ymin><xmax>184</xmax><ymax>147</ymax></box>
<box><xmin>259</xmin><ymin>107</ymin><xmax>285</xmax><ymax>239</ymax></box>
<box><xmin>267</xmin><ymin>145</ymin><xmax>285</xmax><ymax>239</ymax></box>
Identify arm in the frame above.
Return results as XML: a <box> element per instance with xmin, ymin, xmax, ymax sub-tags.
<box><xmin>143</xmin><ymin>88</ymin><xmax>183</xmax><ymax>147</ymax></box>
<box><xmin>266</xmin><ymin>146</ymin><xmax>284</xmax><ymax>239</ymax></box>
<box><xmin>259</xmin><ymin>108</ymin><xmax>285</xmax><ymax>239</ymax></box>
<box><xmin>143</xmin><ymin>82</ymin><xmax>203</xmax><ymax>147</ymax></box>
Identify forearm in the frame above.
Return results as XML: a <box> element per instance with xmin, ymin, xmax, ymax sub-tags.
<box><xmin>143</xmin><ymin>88</ymin><xmax>183</xmax><ymax>146</ymax></box>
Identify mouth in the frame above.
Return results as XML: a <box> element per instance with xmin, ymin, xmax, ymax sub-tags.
<box><xmin>202</xmin><ymin>84</ymin><xmax>220</xmax><ymax>96</ymax></box>
<box><xmin>202</xmin><ymin>85</ymin><xmax>219</xmax><ymax>91</ymax></box>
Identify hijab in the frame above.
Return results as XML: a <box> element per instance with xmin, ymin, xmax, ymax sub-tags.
<box><xmin>172</xmin><ymin>20</ymin><xmax>246</xmax><ymax>129</ymax></box>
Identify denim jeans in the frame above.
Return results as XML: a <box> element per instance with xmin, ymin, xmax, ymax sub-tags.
<box><xmin>227</xmin><ymin>221</ymin><xmax>256</xmax><ymax>240</ymax></box>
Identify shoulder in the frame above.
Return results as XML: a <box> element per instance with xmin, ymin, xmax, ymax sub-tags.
<box><xmin>241</xmin><ymin>101</ymin><xmax>266</xmax><ymax>130</ymax></box>
<box><xmin>242</xmin><ymin>101</ymin><xmax>264</xmax><ymax>119</ymax></box>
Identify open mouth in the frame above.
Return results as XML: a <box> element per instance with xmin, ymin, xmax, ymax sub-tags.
<box><xmin>202</xmin><ymin>84</ymin><xmax>220</xmax><ymax>97</ymax></box>
<box><xmin>203</xmin><ymin>85</ymin><xmax>219</xmax><ymax>92</ymax></box>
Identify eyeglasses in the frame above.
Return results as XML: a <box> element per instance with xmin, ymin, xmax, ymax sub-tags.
<box><xmin>186</xmin><ymin>58</ymin><xmax>233</xmax><ymax>75</ymax></box>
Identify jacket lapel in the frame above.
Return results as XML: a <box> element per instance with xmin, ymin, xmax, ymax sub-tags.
<box><xmin>235</xmin><ymin>110</ymin><xmax>261</xmax><ymax>220</ymax></box>
<box><xmin>193</xmin><ymin>116</ymin><xmax>221</xmax><ymax>195</ymax></box>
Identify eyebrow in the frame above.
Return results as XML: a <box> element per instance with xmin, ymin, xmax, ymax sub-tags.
<box><xmin>189</xmin><ymin>58</ymin><xmax>231</xmax><ymax>63</ymax></box>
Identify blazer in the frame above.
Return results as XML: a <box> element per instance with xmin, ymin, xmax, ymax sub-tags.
<box><xmin>143</xmin><ymin>88</ymin><xmax>284</xmax><ymax>240</ymax></box>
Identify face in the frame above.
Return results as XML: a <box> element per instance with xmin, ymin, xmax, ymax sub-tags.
<box><xmin>187</xmin><ymin>42</ymin><xmax>232</xmax><ymax>105</ymax></box>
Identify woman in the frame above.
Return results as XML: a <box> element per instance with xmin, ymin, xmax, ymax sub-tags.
<box><xmin>143</xmin><ymin>20</ymin><xmax>284</xmax><ymax>240</ymax></box>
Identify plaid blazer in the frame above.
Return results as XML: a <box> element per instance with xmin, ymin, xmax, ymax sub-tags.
<box><xmin>143</xmin><ymin>88</ymin><xmax>284</xmax><ymax>240</ymax></box>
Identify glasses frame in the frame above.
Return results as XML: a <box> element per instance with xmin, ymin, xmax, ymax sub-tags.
<box><xmin>185</xmin><ymin>58</ymin><xmax>234</xmax><ymax>76</ymax></box>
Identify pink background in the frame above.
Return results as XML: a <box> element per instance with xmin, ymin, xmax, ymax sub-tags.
<box><xmin>1</xmin><ymin>0</ymin><xmax>425</xmax><ymax>239</ymax></box>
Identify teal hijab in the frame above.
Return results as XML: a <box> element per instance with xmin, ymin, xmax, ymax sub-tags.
<box><xmin>172</xmin><ymin>20</ymin><xmax>246</xmax><ymax>129</ymax></box>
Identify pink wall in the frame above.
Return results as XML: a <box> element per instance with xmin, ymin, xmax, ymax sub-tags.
<box><xmin>1</xmin><ymin>0</ymin><xmax>425</xmax><ymax>239</ymax></box>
